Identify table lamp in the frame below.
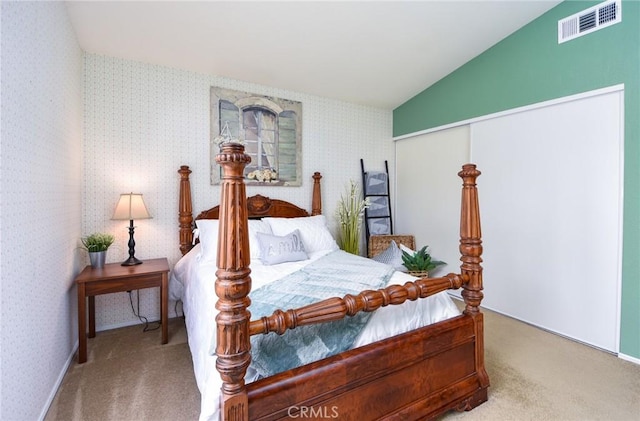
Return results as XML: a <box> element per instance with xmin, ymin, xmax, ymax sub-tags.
<box><xmin>112</xmin><ymin>193</ymin><xmax>152</xmax><ymax>266</ymax></box>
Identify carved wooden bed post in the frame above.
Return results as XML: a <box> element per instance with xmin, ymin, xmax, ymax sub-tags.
<box><xmin>458</xmin><ymin>163</ymin><xmax>490</xmax><ymax>398</ymax></box>
<box><xmin>215</xmin><ymin>143</ymin><xmax>252</xmax><ymax>421</ymax></box>
<box><xmin>311</xmin><ymin>172</ymin><xmax>322</xmax><ymax>216</ymax></box>
<box><xmin>178</xmin><ymin>166</ymin><xmax>194</xmax><ymax>256</ymax></box>
<box><xmin>459</xmin><ymin>164</ymin><xmax>483</xmax><ymax>314</ymax></box>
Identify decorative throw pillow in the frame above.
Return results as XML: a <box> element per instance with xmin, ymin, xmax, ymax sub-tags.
<box><xmin>371</xmin><ymin>240</ymin><xmax>406</xmax><ymax>271</ymax></box>
<box><xmin>263</xmin><ymin>215</ymin><xmax>339</xmax><ymax>254</ymax></box>
<box><xmin>256</xmin><ymin>229</ymin><xmax>309</xmax><ymax>266</ymax></box>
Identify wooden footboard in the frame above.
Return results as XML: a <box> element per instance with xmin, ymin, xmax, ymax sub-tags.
<box><xmin>247</xmin><ymin>314</ymin><xmax>486</xmax><ymax>420</ymax></box>
<box><xmin>196</xmin><ymin>143</ymin><xmax>488</xmax><ymax>420</ymax></box>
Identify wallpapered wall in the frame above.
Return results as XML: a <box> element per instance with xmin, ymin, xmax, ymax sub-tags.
<box><xmin>1</xmin><ymin>2</ymin><xmax>84</xmax><ymax>420</ymax></box>
<box><xmin>83</xmin><ymin>54</ymin><xmax>394</xmax><ymax>332</ymax></box>
<box><xmin>2</xmin><ymin>4</ymin><xmax>392</xmax><ymax>418</ymax></box>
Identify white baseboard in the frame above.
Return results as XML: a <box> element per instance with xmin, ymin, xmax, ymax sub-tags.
<box><xmin>619</xmin><ymin>352</ymin><xmax>640</xmax><ymax>365</ymax></box>
<box><xmin>38</xmin><ymin>341</ymin><xmax>78</xmax><ymax>421</ymax></box>
<box><xmin>95</xmin><ymin>305</ymin><xmax>182</xmax><ymax>332</ymax></box>
<box><xmin>95</xmin><ymin>318</ymin><xmax>152</xmax><ymax>332</ymax></box>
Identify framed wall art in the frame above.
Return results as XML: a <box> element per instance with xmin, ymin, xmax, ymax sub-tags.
<box><xmin>210</xmin><ymin>86</ymin><xmax>302</xmax><ymax>186</ymax></box>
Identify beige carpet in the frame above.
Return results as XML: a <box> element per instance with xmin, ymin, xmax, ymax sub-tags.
<box><xmin>46</xmin><ymin>309</ymin><xmax>640</xmax><ymax>421</ymax></box>
<box><xmin>441</xmin><ymin>302</ymin><xmax>640</xmax><ymax>421</ymax></box>
<box><xmin>45</xmin><ymin>318</ymin><xmax>200</xmax><ymax>421</ymax></box>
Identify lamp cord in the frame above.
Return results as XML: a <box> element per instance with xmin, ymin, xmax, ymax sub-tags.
<box><xmin>128</xmin><ymin>290</ymin><xmax>161</xmax><ymax>332</ymax></box>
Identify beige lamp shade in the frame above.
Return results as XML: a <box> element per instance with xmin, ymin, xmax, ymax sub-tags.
<box><xmin>112</xmin><ymin>193</ymin><xmax>152</xmax><ymax>221</ymax></box>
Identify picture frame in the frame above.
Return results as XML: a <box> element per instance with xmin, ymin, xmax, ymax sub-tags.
<box><xmin>210</xmin><ymin>86</ymin><xmax>302</xmax><ymax>186</ymax></box>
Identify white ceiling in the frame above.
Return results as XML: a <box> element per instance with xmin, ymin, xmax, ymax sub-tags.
<box><xmin>65</xmin><ymin>0</ymin><xmax>562</xmax><ymax>109</ymax></box>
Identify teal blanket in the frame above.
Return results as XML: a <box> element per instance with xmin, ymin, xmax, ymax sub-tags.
<box><xmin>248</xmin><ymin>250</ymin><xmax>394</xmax><ymax>378</ymax></box>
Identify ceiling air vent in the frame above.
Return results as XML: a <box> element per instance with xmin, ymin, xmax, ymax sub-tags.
<box><xmin>558</xmin><ymin>0</ymin><xmax>621</xmax><ymax>44</ymax></box>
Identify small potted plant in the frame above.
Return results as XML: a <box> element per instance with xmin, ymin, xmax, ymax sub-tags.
<box><xmin>81</xmin><ymin>232</ymin><xmax>115</xmax><ymax>268</ymax></box>
<box><xmin>401</xmin><ymin>245</ymin><xmax>446</xmax><ymax>278</ymax></box>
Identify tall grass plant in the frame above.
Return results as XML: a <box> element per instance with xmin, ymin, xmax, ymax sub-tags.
<box><xmin>336</xmin><ymin>180</ymin><xmax>369</xmax><ymax>255</ymax></box>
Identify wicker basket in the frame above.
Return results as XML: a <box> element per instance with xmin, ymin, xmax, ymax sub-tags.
<box><xmin>407</xmin><ymin>271</ymin><xmax>429</xmax><ymax>278</ymax></box>
<box><xmin>368</xmin><ymin>234</ymin><xmax>416</xmax><ymax>258</ymax></box>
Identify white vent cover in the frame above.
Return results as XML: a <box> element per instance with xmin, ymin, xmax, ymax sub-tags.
<box><xmin>558</xmin><ymin>0</ymin><xmax>621</xmax><ymax>43</ymax></box>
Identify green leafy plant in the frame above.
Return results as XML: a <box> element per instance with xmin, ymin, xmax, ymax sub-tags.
<box><xmin>336</xmin><ymin>180</ymin><xmax>369</xmax><ymax>255</ymax></box>
<box><xmin>401</xmin><ymin>245</ymin><xmax>446</xmax><ymax>272</ymax></box>
<box><xmin>81</xmin><ymin>232</ymin><xmax>115</xmax><ymax>252</ymax></box>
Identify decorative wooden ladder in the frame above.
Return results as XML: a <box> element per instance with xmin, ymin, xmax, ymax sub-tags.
<box><xmin>360</xmin><ymin>159</ymin><xmax>392</xmax><ymax>253</ymax></box>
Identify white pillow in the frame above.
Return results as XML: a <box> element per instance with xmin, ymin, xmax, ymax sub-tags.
<box><xmin>256</xmin><ymin>229</ymin><xmax>308</xmax><ymax>265</ymax></box>
<box><xmin>263</xmin><ymin>215</ymin><xmax>338</xmax><ymax>254</ymax></box>
<box><xmin>399</xmin><ymin>243</ymin><xmax>415</xmax><ymax>255</ymax></box>
<box><xmin>194</xmin><ymin>219</ymin><xmax>219</xmax><ymax>263</ymax></box>
<box><xmin>195</xmin><ymin>218</ymin><xmax>274</xmax><ymax>263</ymax></box>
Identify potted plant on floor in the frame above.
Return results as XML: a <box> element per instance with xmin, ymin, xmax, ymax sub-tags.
<box><xmin>81</xmin><ymin>232</ymin><xmax>115</xmax><ymax>268</ymax></box>
<box><xmin>401</xmin><ymin>245</ymin><xmax>446</xmax><ymax>278</ymax></box>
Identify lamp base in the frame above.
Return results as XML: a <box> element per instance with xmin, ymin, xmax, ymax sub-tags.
<box><xmin>121</xmin><ymin>256</ymin><xmax>143</xmax><ymax>266</ymax></box>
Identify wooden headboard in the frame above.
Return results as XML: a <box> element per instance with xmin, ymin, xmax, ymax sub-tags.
<box><xmin>178</xmin><ymin>165</ymin><xmax>323</xmax><ymax>255</ymax></box>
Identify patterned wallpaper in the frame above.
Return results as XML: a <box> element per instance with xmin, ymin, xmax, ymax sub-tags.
<box><xmin>83</xmin><ymin>55</ymin><xmax>394</xmax><ymax>331</ymax></box>
<box><xmin>1</xmin><ymin>2</ymin><xmax>83</xmax><ymax>420</ymax></box>
<box><xmin>2</xmin><ymin>3</ymin><xmax>392</xmax><ymax>419</ymax></box>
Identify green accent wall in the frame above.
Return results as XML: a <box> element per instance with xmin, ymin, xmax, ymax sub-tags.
<box><xmin>394</xmin><ymin>0</ymin><xmax>640</xmax><ymax>359</ymax></box>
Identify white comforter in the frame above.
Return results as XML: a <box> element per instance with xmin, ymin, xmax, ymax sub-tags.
<box><xmin>170</xmin><ymin>244</ymin><xmax>460</xmax><ymax>421</ymax></box>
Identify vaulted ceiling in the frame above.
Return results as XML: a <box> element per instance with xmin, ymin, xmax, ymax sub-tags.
<box><xmin>66</xmin><ymin>1</ymin><xmax>562</xmax><ymax>109</ymax></box>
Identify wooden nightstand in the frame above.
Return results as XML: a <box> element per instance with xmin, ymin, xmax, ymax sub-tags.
<box><xmin>75</xmin><ymin>258</ymin><xmax>170</xmax><ymax>363</ymax></box>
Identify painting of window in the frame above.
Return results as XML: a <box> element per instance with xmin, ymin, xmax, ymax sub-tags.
<box><xmin>210</xmin><ymin>87</ymin><xmax>302</xmax><ymax>186</ymax></box>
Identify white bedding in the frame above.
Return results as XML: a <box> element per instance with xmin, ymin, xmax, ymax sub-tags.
<box><xmin>170</xmin><ymin>243</ymin><xmax>460</xmax><ymax>421</ymax></box>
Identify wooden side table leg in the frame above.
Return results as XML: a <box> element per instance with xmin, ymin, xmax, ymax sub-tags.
<box><xmin>88</xmin><ymin>295</ymin><xmax>96</xmax><ymax>338</ymax></box>
<box><xmin>78</xmin><ymin>283</ymin><xmax>87</xmax><ymax>364</ymax></box>
<box><xmin>161</xmin><ymin>272</ymin><xmax>168</xmax><ymax>344</ymax></box>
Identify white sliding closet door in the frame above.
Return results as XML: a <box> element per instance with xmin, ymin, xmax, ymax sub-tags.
<box><xmin>471</xmin><ymin>90</ymin><xmax>623</xmax><ymax>352</ymax></box>
<box><xmin>395</xmin><ymin>126</ymin><xmax>470</xmax><ymax>277</ymax></box>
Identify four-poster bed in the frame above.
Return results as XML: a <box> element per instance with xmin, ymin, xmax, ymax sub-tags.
<box><xmin>174</xmin><ymin>143</ymin><xmax>488</xmax><ymax>420</ymax></box>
